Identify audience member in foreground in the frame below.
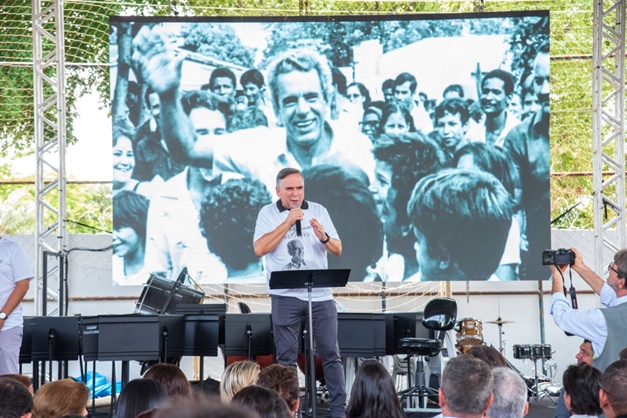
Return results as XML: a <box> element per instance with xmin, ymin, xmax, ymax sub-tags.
<box><xmin>32</xmin><ymin>379</ymin><xmax>89</xmax><ymax>418</ymax></box>
<box><xmin>232</xmin><ymin>385</ymin><xmax>292</xmax><ymax>418</ymax></box>
<box><xmin>0</xmin><ymin>373</ymin><xmax>33</xmax><ymax>395</ymax></box>
<box><xmin>153</xmin><ymin>395</ymin><xmax>260</xmax><ymax>418</ymax></box>
<box><xmin>599</xmin><ymin>360</ymin><xmax>627</xmax><ymax>418</ymax></box>
<box><xmin>0</xmin><ymin>376</ymin><xmax>33</xmax><ymax>418</ymax></box>
<box><xmin>220</xmin><ymin>360</ymin><xmax>261</xmax><ymax>402</ymax></box>
<box><xmin>486</xmin><ymin>367</ymin><xmax>529</xmax><ymax>418</ymax></box>
<box><xmin>256</xmin><ymin>364</ymin><xmax>300</xmax><ymax>416</ymax></box>
<box><xmin>346</xmin><ymin>359</ymin><xmax>404</xmax><ymax>418</ymax></box>
<box><xmin>112</xmin><ymin>378</ymin><xmax>168</xmax><ymax>418</ymax></box>
<box><xmin>438</xmin><ymin>356</ymin><xmax>493</xmax><ymax>418</ymax></box>
<box><xmin>143</xmin><ymin>363</ymin><xmax>193</xmax><ymax>400</ymax></box>
<box><xmin>465</xmin><ymin>344</ymin><xmax>508</xmax><ymax>368</ymax></box>
<box><xmin>562</xmin><ymin>363</ymin><xmax>602</xmax><ymax>417</ymax></box>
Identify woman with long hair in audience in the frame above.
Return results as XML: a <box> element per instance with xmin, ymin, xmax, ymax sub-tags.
<box><xmin>220</xmin><ymin>360</ymin><xmax>261</xmax><ymax>403</ymax></box>
<box><xmin>32</xmin><ymin>379</ymin><xmax>89</xmax><ymax>418</ymax></box>
<box><xmin>112</xmin><ymin>378</ymin><xmax>168</xmax><ymax>418</ymax></box>
<box><xmin>346</xmin><ymin>359</ymin><xmax>404</xmax><ymax>418</ymax></box>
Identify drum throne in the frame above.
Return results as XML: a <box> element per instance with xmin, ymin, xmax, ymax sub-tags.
<box><xmin>397</xmin><ymin>298</ymin><xmax>457</xmax><ymax>410</ymax></box>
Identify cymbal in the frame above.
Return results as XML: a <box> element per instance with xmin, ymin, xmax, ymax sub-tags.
<box><xmin>485</xmin><ymin>319</ymin><xmax>515</xmax><ymax>325</ymax></box>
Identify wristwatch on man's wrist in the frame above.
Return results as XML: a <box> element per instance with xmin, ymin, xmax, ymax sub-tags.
<box><xmin>320</xmin><ymin>232</ymin><xmax>331</xmax><ymax>244</ymax></box>
<box><xmin>0</xmin><ymin>312</ymin><xmax>7</xmax><ymax>320</ymax></box>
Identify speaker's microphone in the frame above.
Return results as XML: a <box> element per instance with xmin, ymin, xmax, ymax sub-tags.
<box><xmin>293</xmin><ymin>204</ymin><xmax>302</xmax><ymax>236</ymax></box>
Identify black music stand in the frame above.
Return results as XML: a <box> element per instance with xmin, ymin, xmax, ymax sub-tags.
<box><xmin>30</xmin><ymin>316</ymin><xmax>80</xmax><ymax>389</ymax></box>
<box><xmin>270</xmin><ymin>268</ymin><xmax>350</xmax><ymax>418</ymax></box>
<box><xmin>224</xmin><ymin>313</ymin><xmax>273</xmax><ymax>360</ymax></box>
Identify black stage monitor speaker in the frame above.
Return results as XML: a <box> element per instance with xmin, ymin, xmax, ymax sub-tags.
<box><xmin>135</xmin><ymin>269</ymin><xmax>204</xmax><ymax>315</ymax></box>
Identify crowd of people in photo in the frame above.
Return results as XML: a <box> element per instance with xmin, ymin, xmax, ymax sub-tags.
<box><xmin>3</xmin><ymin>346</ymin><xmax>627</xmax><ymax>418</ymax></box>
<box><xmin>110</xmin><ymin>22</ymin><xmax>551</xmax><ymax>284</ymax></box>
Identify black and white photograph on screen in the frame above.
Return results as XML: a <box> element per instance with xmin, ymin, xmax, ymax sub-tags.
<box><xmin>109</xmin><ymin>12</ymin><xmax>550</xmax><ymax>285</ymax></box>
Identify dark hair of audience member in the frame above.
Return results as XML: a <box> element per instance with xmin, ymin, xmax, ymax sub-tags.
<box><xmin>346</xmin><ymin>360</ymin><xmax>404</xmax><ymax>418</ymax></box>
<box><xmin>0</xmin><ymin>374</ymin><xmax>33</xmax><ymax>394</ymax></box>
<box><xmin>376</xmin><ymin>102</ymin><xmax>416</xmax><ymax>138</ymax></box>
<box><xmin>347</xmin><ymin>81</ymin><xmax>371</xmax><ymax>109</ymax></box>
<box><xmin>32</xmin><ymin>379</ymin><xmax>90</xmax><ymax>418</ymax></box>
<box><xmin>113</xmin><ymin>190</ymin><xmax>149</xmax><ymax>244</ymax></box>
<box><xmin>465</xmin><ymin>345</ymin><xmax>507</xmax><ymax>368</ymax></box>
<box><xmin>143</xmin><ymin>363</ymin><xmax>193</xmax><ymax>400</ymax></box>
<box><xmin>619</xmin><ymin>346</ymin><xmax>627</xmax><ymax>360</ymax></box>
<box><xmin>600</xmin><ymin>359</ymin><xmax>627</xmax><ymax>415</ymax></box>
<box><xmin>200</xmin><ymin>178</ymin><xmax>271</xmax><ymax>271</ymax></box>
<box><xmin>562</xmin><ymin>364</ymin><xmax>603</xmax><ymax>416</ymax></box>
<box><xmin>153</xmin><ymin>396</ymin><xmax>260</xmax><ymax>418</ymax></box>
<box><xmin>256</xmin><ymin>364</ymin><xmax>300</xmax><ymax>415</ymax></box>
<box><xmin>112</xmin><ymin>378</ymin><xmax>168</xmax><ymax>418</ymax></box>
<box><xmin>482</xmin><ymin>69</ymin><xmax>515</xmax><ymax>96</ymax></box>
<box><xmin>452</xmin><ymin>142</ymin><xmax>520</xmax><ymax>200</ymax></box>
<box><xmin>301</xmin><ymin>164</ymin><xmax>383</xmax><ymax>280</ymax></box>
<box><xmin>232</xmin><ymin>385</ymin><xmax>292</xmax><ymax>418</ymax></box>
<box><xmin>0</xmin><ymin>376</ymin><xmax>33</xmax><ymax>418</ymax></box>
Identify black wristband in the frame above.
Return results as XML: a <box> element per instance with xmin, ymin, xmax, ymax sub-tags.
<box><xmin>320</xmin><ymin>232</ymin><xmax>330</xmax><ymax>244</ymax></box>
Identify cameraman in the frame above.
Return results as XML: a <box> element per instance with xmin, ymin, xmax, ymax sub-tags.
<box><xmin>550</xmin><ymin>248</ymin><xmax>627</xmax><ymax>371</ymax></box>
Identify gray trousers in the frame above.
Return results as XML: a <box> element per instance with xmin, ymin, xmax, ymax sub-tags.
<box><xmin>0</xmin><ymin>326</ymin><xmax>23</xmax><ymax>375</ymax></box>
<box><xmin>271</xmin><ymin>295</ymin><xmax>346</xmax><ymax>418</ymax></box>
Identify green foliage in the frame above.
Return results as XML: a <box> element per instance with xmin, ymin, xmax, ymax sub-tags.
<box><xmin>180</xmin><ymin>23</ymin><xmax>256</xmax><ymax>68</ymax></box>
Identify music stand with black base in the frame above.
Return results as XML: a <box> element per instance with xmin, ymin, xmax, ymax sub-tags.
<box><xmin>270</xmin><ymin>269</ymin><xmax>350</xmax><ymax>418</ymax></box>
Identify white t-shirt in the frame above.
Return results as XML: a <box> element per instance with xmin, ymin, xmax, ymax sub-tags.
<box><xmin>254</xmin><ymin>200</ymin><xmax>339</xmax><ymax>301</ymax></box>
<box><xmin>0</xmin><ymin>237</ymin><xmax>34</xmax><ymax>330</ymax></box>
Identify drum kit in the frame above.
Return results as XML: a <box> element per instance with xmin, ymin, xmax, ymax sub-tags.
<box><xmin>454</xmin><ymin>316</ymin><xmax>560</xmax><ymax>402</ymax></box>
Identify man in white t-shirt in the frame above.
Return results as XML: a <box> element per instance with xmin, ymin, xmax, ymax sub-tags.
<box><xmin>0</xmin><ymin>236</ymin><xmax>34</xmax><ymax>375</ymax></box>
<box><xmin>253</xmin><ymin>167</ymin><xmax>345</xmax><ymax>418</ymax></box>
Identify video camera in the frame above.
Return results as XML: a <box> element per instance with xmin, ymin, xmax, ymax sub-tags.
<box><xmin>542</xmin><ymin>248</ymin><xmax>575</xmax><ymax>266</ymax></box>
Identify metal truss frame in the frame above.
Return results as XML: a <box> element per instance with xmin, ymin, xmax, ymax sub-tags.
<box><xmin>592</xmin><ymin>0</ymin><xmax>627</xmax><ymax>269</ymax></box>
<box><xmin>32</xmin><ymin>0</ymin><xmax>67</xmax><ymax>315</ymax></box>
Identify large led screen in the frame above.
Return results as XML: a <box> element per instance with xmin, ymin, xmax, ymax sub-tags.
<box><xmin>110</xmin><ymin>12</ymin><xmax>550</xmax><ymax>285</ymax></box>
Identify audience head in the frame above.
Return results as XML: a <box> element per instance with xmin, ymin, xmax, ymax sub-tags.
<box><xmin>256</xmin><ymin>364</ymin><xmax>300</xmax><ymax>416</ymax></box>
<box><xmin>360</xmin><ymin>105</ymin><xmax>382</xmax><ymax>141</ymax></box>
<box><xmin>382</xmin><ymin>78</ymin><xmax>395</xmax><ymax>102</ymax></box>
<box><xmin>600</xmin><ymin>360</ymin><xmax>627</xmax><ymax>418</ymax></box>
<box><xmin>465</xmin><ymin>345</ymin><xmax>507</xmax><ymax>368</ymax></box>
<box><xmin>0</xmin><ymin>376</ymin><xmax>33</xmax><ymax>418</ymax></box>
<box><xmin>562</xmin><ymin>363</ymin><xmax>602</xmax><ymax>417</ymax></box>
<box><xmin>486</xmin><ymin>367</ymin><xmax>529</xmax><ymax>418</ymax></box>
<box><xmin>152</xmin><ymin>395</ymin><xmax>260</xmax><ymax>418</ymax></box>
<box><xmin>408</xmin><ymin>169</ymin><xmax>513</xmax><ymax>281</ymax></box>
<box><xmin>112</xmin><ymin>378</ymin><xmax>168</xmax><ymax>418</ymax></box>
<box><xmin>1</xmin><ymin>374</ymin><xmax>33</xmax><ymax>395</ymax></box>
<box><xmin>302</xmin><ymin>164</ymin><xmax>383</xmax><ymax>280</ymax></box>
<box><xmin>453</xmin><ymin>142</ymin><xmax>520</xmax><ymax>198</ymax></box>
<box><xmin>377</xmin><ymin>102</ymin><xmax>415</xmax><ymax>139</ymax></box>
<box><xmin>204</xmin><ymin>67</ymin><xmax>236</xmax><ymax>103</ymax></box>
<box><xmin>220</xmin><ymin>360</ymin><xmax>261</xmax><ymax>403</ymax></box>
<box><xmin>346</xmin><ymin>359</ymin><xmax>404</xmax><ymax>418</ymax></box>
<box><xmin>435</xmin><ymin>98</ymin><xmax>471</xmax><ymax>155</ymax></box>
<box><xmin>232</xmin><ymin>385</ymin><xmax>292</xmax><ymax>418</ymax></box>
<box><xmin>200</xmin><ymin>178</ymin><xmax>272</xmax><ymax>272</ymax></box>
<box><xmin>143</xmin><ymin>363</ymin><xmax>193</xmax><ymax>400</ymax></box>
<box><xmin>393</xmin><ymin>72</ymin><xmax>417</xmax><ymax>109</ymax></box>
<box><xmin>240</xmin><ymin>69</ymin><xmax>265</xmax><ymax>106</ymax></box>
<box><xmin>443</xmin><ymin>83</ymin><xmax>465</xmax><ymax>99</ymax></box>
<box><xmin>346</xmin><ymin>82</ymin><xmax>371</xmax><ymax>109</ymax></box>
<box><xmin>32</xmin><ymin>379</ymin><xmax>89</xmax><ymax>418</ymax></box>
<box><xmin>480</xmin><ymin>69</ymin><xmax>515</xmax><ymax>116</ymax></box>
<box><xmin>112</xmin><ymin>124</ymin><xmax>137</xmax><ymax>190</ymax></box>
<box><xmin>619</xmin><ymin>346</ymin><xmax>627</xmax><ymax>360</ymax></box>
<box><xmin>576</xmin><ymin>339</ymin><xmax>594</xmax><ymax>366</ymax></box>
<box><xmin>439</xmin><ymin>356</ymin><xmax>494</xmax><ymax>417</ymax></box>
<box><xmin>113</xmin><ymin>191</ymin><xmax>150</xmax><ymax>259</ymax></box>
